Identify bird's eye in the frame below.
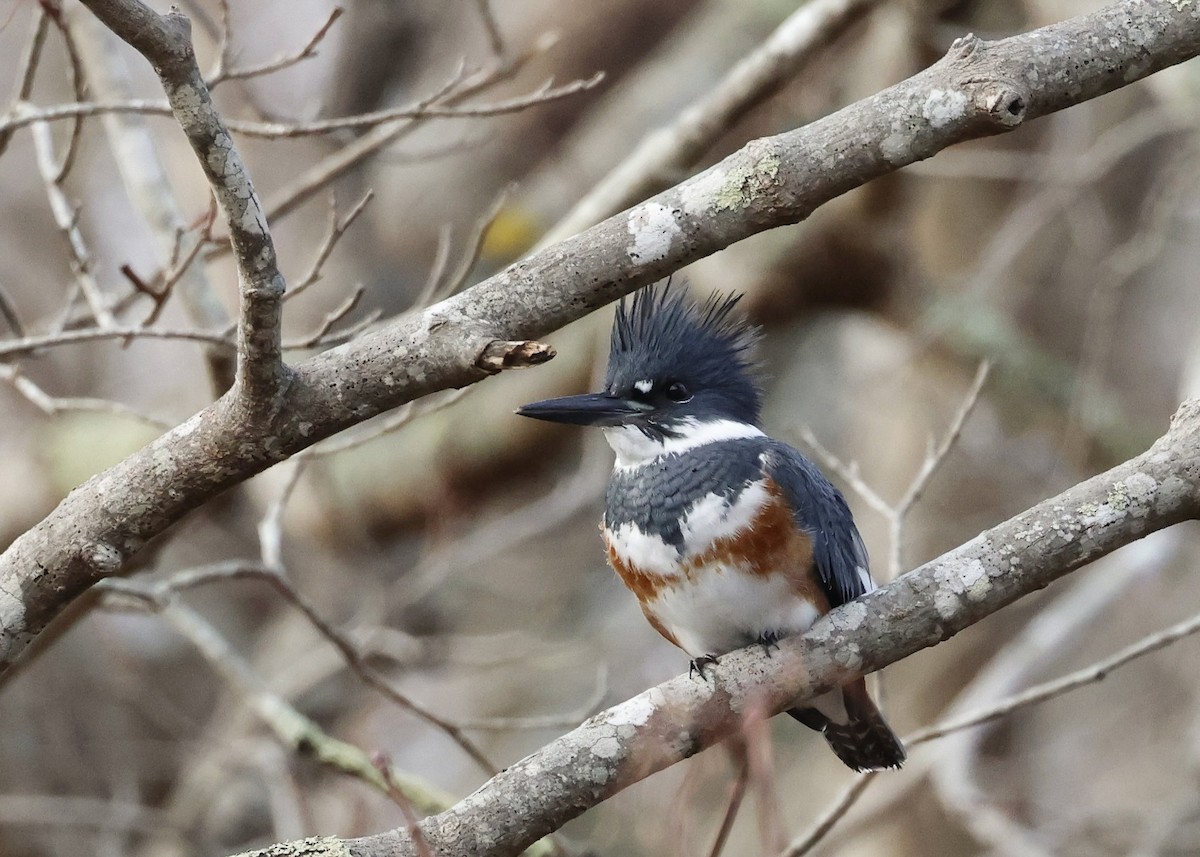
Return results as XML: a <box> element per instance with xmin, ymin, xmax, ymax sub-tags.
<box><xmin>665</xmin><ymin>381</ymin><xmax>692</xmax><ymax>403</ymax></box>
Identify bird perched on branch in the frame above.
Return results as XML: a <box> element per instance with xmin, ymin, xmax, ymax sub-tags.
<box><xmin>517</xmin><ymin>283</ymin><xmax>904</xmax><ymax>772</ymax></box>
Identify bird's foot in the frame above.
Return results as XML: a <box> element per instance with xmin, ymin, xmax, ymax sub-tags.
<box><xmin>757</xmin><ymin>631</ymin><xmax>782</xmax><ymax>657</ymax></box>
<box><xmin>689</xmin><ymin>654</ymin><xmax>720</xmax><ymax>681</ymax></box>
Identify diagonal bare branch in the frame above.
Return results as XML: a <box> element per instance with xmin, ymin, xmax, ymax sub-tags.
<box><xmin>76</xmin><ymin>0</ymin><xmax>288</xmax><ymax>413</ymax></box>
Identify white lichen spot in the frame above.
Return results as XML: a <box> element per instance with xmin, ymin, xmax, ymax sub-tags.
<box><xmin>680</xmin><ymin>166</ymin><xmax>728</xmax><ymax>216</ymax></box>
<box><xmin>935</xmin><ymin>589</ymin><xmax>959</xmax><ymax>620</ymax></box>
<box><xmin>1123</xmin><ymin>473</ymin><xmax>1158</xmax><ymax>513</ymax></box>
<box><xmin>880</xmin><ymin>132</ymin><xmax>911</xmax><ymax>165</ymax></box>
<box><xmin>961</xmin><ymin>559</ymin><xmax>990</xmax><ymax>601</ymax></box>
<box><xmin>591</xmin><ymin>735</ymin><xmax>621</xmax><ymax>760</ymax></box>
<box><xmin>922</xmin><ymin>88</ymin><xmax>969</xmax><ymax>129</ymax></box>
<box><xmin>626</xmin><ymin>203</ymin><xmax>681</xmax><ymax>263</ymax></box>
<box><xmin>383</xmin><ymin>375</ymin><xmax>396</xmax><ymax>387</ymax></box>
<box><xmin>298</xmin><ymin>422</ymin><xmax>313</xmax><ymax>437</ymax></box>
<box><xmin>1080</xmin><ymin>499</ymin><xmax>1123</xmax><ymax>529</ymax></box>
<box><xmin>606</xmin><ymin>690</ymin><xmax>661</xmax><ymax>727</ymax></box>
<box><xmin>1169</xmin><ymin>0</ymin><xmax>1192</xmax><ymax>10</ymax></box>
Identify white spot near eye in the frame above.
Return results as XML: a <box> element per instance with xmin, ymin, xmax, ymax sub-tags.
<box><xmin>634</xmin><ymin>379</ymin><xmax>653</xmax><ymax>394</ymax></box>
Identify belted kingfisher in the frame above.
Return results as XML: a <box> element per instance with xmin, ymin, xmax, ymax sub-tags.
<box><xmin>517</xmin><ymin>283</ymin><xmax>905</xmax><ymax>772</ymax></box>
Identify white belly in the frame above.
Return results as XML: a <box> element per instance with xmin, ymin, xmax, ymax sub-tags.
<box><xmin>649</xmin><ymin>561</ymin><xmax>821</xmax><ymax>656</ymax></box>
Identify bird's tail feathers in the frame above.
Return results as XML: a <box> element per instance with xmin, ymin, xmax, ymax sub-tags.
<box><xmin>787</xmin><ymin>679</ymin><xmax>905</xmax><ymax>772</ymax></box>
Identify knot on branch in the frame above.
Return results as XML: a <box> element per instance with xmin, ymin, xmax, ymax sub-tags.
<box><xmin>475</xmin><ymin>340</ymin><xmax>556</xmax><ymax>374</ymax></box>
<box><xmin>1166</xmin><ymin>397</ymin><xmax>1200</xmax><ymax>444</ymax></box>
<box><xmin>85</xmin><ymin>541</ymin><xmax>124</xmax><ymax>576</ymax></box>
<box><xmin>949</xmin><ymin>33</ymin><xmax>984</xmax><ymax>60</ymax></box>
<box><xmin>984</xmin><ymin>87</ymin><xmax>1027</xmax><ymax>126</ymax></box>
<box><xmin>161</xmin><ymin>10</ymin><xmax>194</xmax><ymax>51</ymax></box>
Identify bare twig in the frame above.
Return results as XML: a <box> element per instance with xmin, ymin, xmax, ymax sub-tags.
<box><xmin>449</xmin><ymin>663</ymin><xmax>608</xmax><ymax>731</ymax></box>
<box><xmin>0</xmin><ymin>72</ymin><xmax>603</xmax><ymax>142</ymax></box>
<box><xmin>914</xmin><ymin>606</ymin><xmax>1200</xmax><ymax>744</ymax></box>
<box><xmin>256</xmin><ymin>462</ymin><xmax>307</xmax><ymax>572</ymax></box>
<box><xmin>471</xmin><ymin>0</ymin><xmax>506</xmax><ymax>61</ymax></box>
<box><xmin>208</xmin><ymin>0</ymin><xmax>233</xmax><ymax>88</ymax></box>
<box><xmin>134</xmin><ymin>199</ymin><xmax>219</xmax><ymax>328</ymax></box>
<box><xmin>70</xmin><ymin>8</ymin><xmax>235</xmax><ymax>390</ymax></box>
<box><xmin>0</xmin><ymin>364</ymin><xmax>173</xmax><ymax>430</ymax></box>
<box><xmin>743</xmin><ymin>702</ymin><xmax>784</xmax><ymax>854</ymax></box>
<box><xmin>126</xmin><ymin>558</ymin><xmax>498</xmax><ymax>776</ymax></box>
<box><xmin>286</xmin><ymin>191</ymin><xmax>374</xmax><ymax>304</ymax></box>
<box><xmin>705</xmin><ymin>754</ymin><xmax>749</xmax><ymax>857</ymax></box>
<box><xmin>415</xmin><ymin>185</ymin><xmax>514</xmax><ymax>309</ymax></box>
<box><xmin>43</xmin><ymin>4</ymin><xmax>88</xmax><ymax>182</ymax></box>
<box><xmin>99</xmin><ymin>586</ymin><xmax>456</xmax><ymax>813</ymax></box>
<box><xmin>77</xmin><ymin>1</ymin><xmax>288</xmax><ymax>410</ymax></box>
<box><xmin>0</xmin><ymin>325</ymin><xmax>232</xmax><ymax>359</ymax></box>
<box><xmin>0</xmin><ymin>281</ymin><xmax>25</xmax><ymax>337</ymax></box>
<box><xmin>30</xmin><ymin>121</ymin><xmax>116</xmax><ymax>329</ymax></box>
<box><xmin>0</xmin><ymin>8</ymin><xmax>51</xmax><ymax>159</ymax></box>
<box><xmin>780</xmin><ymin>774</ymin><xmax>875</xmax><ymax>857</ymax></box>
<box><xmin>538</xmin><ymin>0</ymin><xmax>881</xmax><ymax>248</ymax></box>
<box><xmin>287</xmin><ymin>284</ymin><xmax>366</xmax><ymax>349</ymax></box>
<box><xmin>207</xmin><ymin>6</ymin><xmax>344</xmax><ymax>88</ymax></box>
<box><xmin>376</xmin><ymin>756</ymin><xmax>435</xmax><ymax>857</ymax></box>
<box><xmin>300</xmin><ymin>388</ymin><xmax>472</xmax><ymax>458</ymax></box>
<box><xmin>255</xmin><ymin>32</ymin><xmax>558</xmax><ymax>229</ymax></box>
<box><xmin>281</xmin><ymin>309</ymin><xmax>381</xmax><ymax>351</ymax></box>
<box><xmin>257</xmin><ymin>72</ymin><xmax>604</xmax><ymax>135</ymax></box>
<box><xmin>799</xmin><ymin>361</ymin><xmax>990</xmax><ymax>581</ymax></box>
<box><xmin>417</xmin><ymin>224</ymin><xmax>456</xmax><ymax>312</ymax></box>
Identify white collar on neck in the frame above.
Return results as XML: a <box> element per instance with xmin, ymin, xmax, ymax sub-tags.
<box><xmin>603</xmin><ymin>418</ymin><xmax>765</xmax><ymax>470</ymax></box>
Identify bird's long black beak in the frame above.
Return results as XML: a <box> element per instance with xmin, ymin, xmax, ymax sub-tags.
<box><xmin>515</xmin><ymin>392</ymin><xmax>645</xmax><ymax>427</ymax></box>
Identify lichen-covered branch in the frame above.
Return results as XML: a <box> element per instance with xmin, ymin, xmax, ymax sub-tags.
<box><xmin>538</xmin><ymin>0</ymin><xmax>882</xmax><ymax>248</ymax></box>
<box><xmin>230</xmin><ymin>398</ymin><xmax>1200</xmax><ymax>857</ymax></box>
<box><xmin>1</xmin><ymin>0</ymin><xmax>1198</xmax><ymax>687</ymax></box>
<box><xmin>77</xmin><ymin>0</ymin><xmax>287</xmax><ymax>412</ymax></box>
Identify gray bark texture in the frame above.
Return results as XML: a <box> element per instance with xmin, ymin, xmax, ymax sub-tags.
<box><xmin>1</xmin><ymin>1</ymin><xmax>1200</xmax><ymax>851</ymax></box>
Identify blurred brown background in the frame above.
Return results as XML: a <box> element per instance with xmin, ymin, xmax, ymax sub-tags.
<box><xmin>1</xmin><ymin>0</ymin><xmax>1200</xmax><ymax>855</ymax></box>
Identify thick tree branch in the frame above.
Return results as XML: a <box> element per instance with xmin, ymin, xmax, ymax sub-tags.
<box><xmin>229</xmin><ymin>399</ymin><xmax>1200</xmax><ymax>856</ymax></box>
<box><xmin>538</xmin><ymin>0</ymin><xmax>881</xmax><ymax>249</ymax></box>
<box><xmin>1</xmin><ymin>0</ymin><xmax>1198</xmax><ymax>686</ymax></box>
<box><xmin>77</xmin><ymin>0</ymin><xmax>287</xmax><ymax>411</ymax></box>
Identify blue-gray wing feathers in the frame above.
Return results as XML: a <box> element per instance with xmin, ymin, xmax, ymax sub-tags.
<box><xmin>762</xmin><ymin>441</ymin><xmax>871</xmax><ymax>608</ymax></box>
